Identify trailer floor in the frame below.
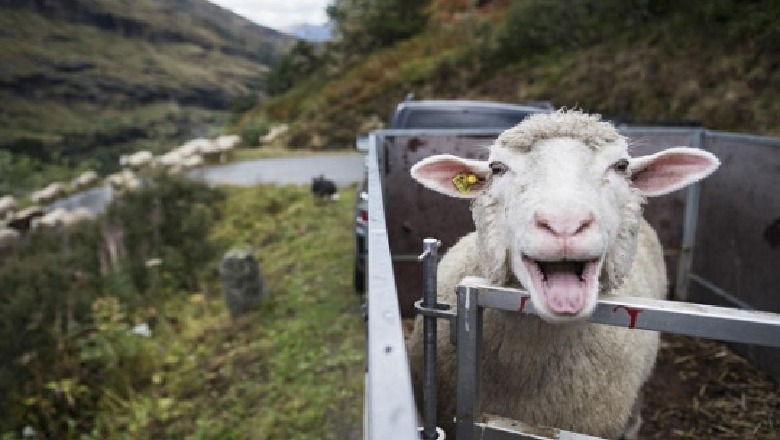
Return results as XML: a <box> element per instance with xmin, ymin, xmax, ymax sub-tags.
<box><xmin>641</xmin><ymin>334</ymin><xmax>779</xmax><ymax>439</ymax></box>
<box><xmin>403</xmin><ymin>321</ymin><xmax>779</xmax><ymax>439</ymax></box>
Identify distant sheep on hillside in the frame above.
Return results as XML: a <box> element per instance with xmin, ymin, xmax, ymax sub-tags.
<box><xmin>0</xmin><ymin>195</ymin><xmax>16</xmax><ymax>219</ymax></box>
<box><xmin>72</xmin><ymin>170</ymin><xmax>99</xmax><ymax>190</ymax></box>
<box><xmin>30</xmin><ymin>182</ymin><xmax>68</xmax><ymax>204</ymax></box>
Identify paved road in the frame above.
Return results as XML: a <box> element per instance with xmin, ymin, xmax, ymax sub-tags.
<box><xmin>187</xmin><ymin>153</ymin><xmax>365</xmax><ymax>186</ymax></box>
<box><xmin>52</xmin><ymin>153</ymin><xmax>366</xmax><ymax>214</ymax></box>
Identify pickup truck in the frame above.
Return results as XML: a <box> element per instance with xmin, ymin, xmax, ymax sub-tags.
<box><xmin>353</xmin><ymin>99</ymin><xmax>552</xmax><ymax>313</ymax></box>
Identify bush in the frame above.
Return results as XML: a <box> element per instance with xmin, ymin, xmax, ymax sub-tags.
<box><xmin>238</xmin><ymin>117</ymin><xmax>270</xmax><ymax>147</ymax></box>
<box><xmin>0</xmin><ymin>173</ymin><xmax>225</xmax><ymax>437</ymax></box>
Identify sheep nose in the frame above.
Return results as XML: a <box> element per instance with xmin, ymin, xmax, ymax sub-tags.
<box><xmin>534</xmin><ymin>209</ymin><xmax>595</xmax><ymax>238</ymax></box>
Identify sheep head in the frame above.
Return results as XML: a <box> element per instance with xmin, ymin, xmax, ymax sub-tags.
<box><xmin>411</xmin><ymin>110</ymin><xmax>719</xmax><ymax>323</ymax></box>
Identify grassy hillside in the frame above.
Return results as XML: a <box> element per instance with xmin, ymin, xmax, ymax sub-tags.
<box><xmin>0</xmin><ymin>0</ymin><xmax>293</xmax><ymax>174</ymax></box>
<box><xmin>247</xmin><ymin>0</ymin><xmax>780</xmax><ymax>149</ymax></box>
<box><xmin>0</xmin><ymin>178</ymin><xmax>364</xmax><ymax>439</ymax></box>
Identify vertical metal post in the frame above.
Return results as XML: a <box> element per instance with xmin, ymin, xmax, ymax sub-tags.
<box><xmin>455</xmin><ymin>285</ymin><xmax>482</xmax><ymax>440</ymax></box>
<box><xmin>420</xmin><ymin>238</ymin><xmax>441</xmax><ymax>439</ymax></box>
<box><xmin>675</xmin><ymin>129</ymin><xmax>706</xmax><ymax>301</ymax></box>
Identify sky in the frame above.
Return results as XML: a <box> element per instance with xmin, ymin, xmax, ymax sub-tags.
<box><xmin>205</xmin><ymin>0</ymin><xmax>332</xmax><ymax>32</ymax></box>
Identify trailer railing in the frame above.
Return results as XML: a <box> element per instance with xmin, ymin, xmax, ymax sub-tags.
<box><xmin>414</xmin><ymin>244</ymin><xmax>780</xmax><ymax>440</ymax></box>
<box><xmin>364</xmin><ymin>134</ymin><xmax>419</xmax><ymax>440</ymax></box>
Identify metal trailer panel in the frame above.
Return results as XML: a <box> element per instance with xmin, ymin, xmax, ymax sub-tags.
<box><xmin>618</xmin><ymin>128</ymin><xmax>699</xmax><ymax>292</ymax></box>
<box><xmin>364</xmin><ymin>135</ymin><xmax>419</xmax><ymax>440</ymax></box>
<box><xmin>689</xmin><ymin>131</ymin><xmax>780</xmax><ymax>381</ymax></box>
<box><xmin>380</xmin><ymin>131</ymin><xmax>501</xmax><ymax>316</ymax></box>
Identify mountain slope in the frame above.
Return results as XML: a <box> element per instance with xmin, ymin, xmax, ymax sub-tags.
<box><xmin>0</xmin><ymin>0</ymin><xmax>294</xmax><ymax>170</ymax></box>
<box><xmin>250</xmin><ymin>0</ymin><xmax>780</xmax><ymax>149</ymax></box>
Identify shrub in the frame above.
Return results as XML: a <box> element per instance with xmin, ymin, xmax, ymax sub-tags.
<box><xmin>238</xmin><ymin>117</ymin><xmax>270</xmax><ymax>147</ymax></box>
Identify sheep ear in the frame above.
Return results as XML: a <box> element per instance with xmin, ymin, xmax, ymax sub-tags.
<box><xmin>410</xmin><ymin>154</ymin><xmax>490</xmax><ymax>199</ymax></box>
<box><xmin>629</xmin><ymin>147</ymin><xmax>720</xmax><ymax>197</ymax></box>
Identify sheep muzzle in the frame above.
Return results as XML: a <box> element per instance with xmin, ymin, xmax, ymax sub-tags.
<box><xmin>522</xmin><ymin>256</ymin><xmax>600</xmax><ymax>316</ymax></box>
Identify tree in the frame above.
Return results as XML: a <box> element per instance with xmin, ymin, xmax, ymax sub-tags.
<box><xmin>327</xmin><ymin>0</ymin><xmax>431</xmax><ymax>62</ymax></box>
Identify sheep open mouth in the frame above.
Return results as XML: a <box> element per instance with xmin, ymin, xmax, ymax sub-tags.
<box><xmin>522</xmin><ymin>256</ymin><xmax>600</xmax><ymax>315</ymax></box>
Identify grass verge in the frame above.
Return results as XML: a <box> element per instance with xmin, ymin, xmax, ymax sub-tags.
<box><xmin>2</xmin><ymin>183</ymin><xmax>366</xmax><ymax>439</ymax></box>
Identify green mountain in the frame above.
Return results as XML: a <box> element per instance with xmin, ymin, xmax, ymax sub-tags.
<box><xmin>250</xmin><ymin>0</ymin><xmax>780</xmax><ymax>149</ymax></box>
<box><xmin>0</xmin><ymin>0</ymin><xmax>293</xmax><ymax>171</ymax></box>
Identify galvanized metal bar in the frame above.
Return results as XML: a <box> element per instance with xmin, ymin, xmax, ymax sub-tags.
<box><xmin>374</xmin><ymin>128</ymin><xmax>510</xmax><ymax>137</ymax></box>
<box><xmin>475</xmin><ymin>418</ymin><xmax>602</xmax><ymax>440</ymax></box>
<box><xmin>674</xmin><ymin>128</ymin><xmax>705</xmax><ymax>300</ymax></box>
<box><xmin>688</xmin><ymin>273</ymin><xmax>756</xmax><ymax>310</ymax></box>
<box><xmin>705</xmin><ymin>129</ymin><xmax>780</xmax><ymax>147</ymax></box>
<box><xmin>421</xmin><ymin>238</ymin><xmax>442</xmax><ymax>440</ymax></box>
<box><xmin>456</xmin><ymin>285</ymin><xmax>483</xmax><ymax>440</ymax></box>
<box><xmin>472</xmin><ymin>284</ymin><xmax>780</xmax><ymax>348</ymax></box>
<box><xmin>364</xmin><ymin>133</ymin><xmax>419</xmax><ymax>440</ymax></box>
<box><xmin>618</xmin><ymin>126</ymin><xmax>704</xmax><ymax>136</ymax></box>
<box><xmin>394</xmin><ymin>254</ymin><xmax>430</xmax><ymax>262</ymax></box>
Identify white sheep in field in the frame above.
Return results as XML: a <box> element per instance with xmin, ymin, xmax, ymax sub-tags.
<box><xmin>407</xmin><ymin>110</ymin><xmax>720</xmax><ymax>439</ymax></box>
<box><xmin>61</xmin><ymin>207</ymin><xmax>96</xmax><ymax>227</ymax></box>
<box><xmin>215</xmin><ymin>134</ymin><xmax>240</xmax><ymax>151</ymax></box>
<box><xmin>261</xmin><ymin>124</ymin><xmax>288</xmax><ymax>145</ymax></box>
<box><xmin>71</xmin><ymin>170</ymin><xmax>99</xmax><ymax>190</ymax></box>
<box><xmin>179</xmin><ymin>154</ymin><xmax>204</xmax><ymax>169</ymax></box>
<box><xmin>30</xmin><ymin>182</ymin><xmax>68</xmax><ymax>204</ymax></box>
<box><xmin>0</xmin><ymin>195</ymin><xmax>16</xmax><ymax>219</ymax></box>
<box><xmin>34</xmin><ymin>207</ymin><xmax>95</xmax><ymax>229</ymax></box>
<box><xmin>106</xmin><ymin>169</ymin><xmax>141</xmax><ymax>193</ymax></box>
<box><xmin>179</xmin><ymin>138</ymin><xmax>212</xmax><ymax>157</ymax></box>
<box><xmin>119</xmin><ymin>151</ymin><xmax>154</xmax><ymax>169</ymax></box>
<box><xmin>34</xmin><ymin>207</ymin><xmax>68</xmax><ymax>229</ymax></box>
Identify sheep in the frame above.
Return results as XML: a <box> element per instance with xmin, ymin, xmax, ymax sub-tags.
<box><xmin>30</xmin><ymin>182</ymin><xmax>68</xmax><ymax>204</ymax></box>
<box><xmin>406</xmin><ymin>110</ymin><xmax>720</xmax><ymax>439</ymax></box>
<box><xmin>156</xmin><ymin>150</ymin><xmax>185</xmax><ymax>168</ymax></box>
<box><xmin>179</xmin><ymin>138</ymin><xmax>212</xmax><ymax>157</ymax></box>
<box><xmin>215</xmin><ymin>134</ymin><xmax>240</xmax><ymax>151</ymax></box>
<box><xmin>34</xmin><ymin>207</ymin><xmax>95</xmax><ymax>229</ymax></box>
<box><xmin>211</xmin><ymin>134</ymin><xmax>240</xmax><ymax>163</ymax></box>
<box><xmin>8</xmin><ymin>206</ymin><xmax>45</xmax><ymax>231</ymax></box>
<box><xmin>261</xmin><ymin>124</ymin><xmax>289</xmax><ymax>145</ymax></box>
<box><xmin>179</xmin><ymin>154</ymin><xmax>204</xmax><ymax>169</ymax></box>
<box><xmin>0</xmin><ymin>195</ymin><xmax>16</xmax><ymax>219</ymax></box>
<box><xmin>106</xmin><ymin>169</ymin><xmax>141</xmax><ymax>193</ymax></box>
<box><xmin>119</xmin><ymin>151</ymin><xmax>154</xmax><ymax>169</ymax></box>
<box><xmin>311</xmin><ymin>174</ymin><xmax>338</xmax><ymax>200</ymax></box>
<box><xmin>62</xmin><ymin>207</ymin><xmax>95</xmax><ymax>227</ymax></box>
<box><xmin>71</xmin><ymin>170</ymin><xmax>100</xmax><ymax>190</ymax></box>
<box><xmin>34</xmin><ymin>207</ymin><xmax>68</xmax><ymax>229</ymax></box>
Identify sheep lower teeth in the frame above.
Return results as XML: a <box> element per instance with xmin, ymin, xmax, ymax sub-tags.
<box><xmin>537</xmin><ymin>261</ymin><xmax>588</xmax><ymax>283</ymax></box>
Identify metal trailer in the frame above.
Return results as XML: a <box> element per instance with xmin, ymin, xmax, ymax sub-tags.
<box><xmin>363</xmin><ymin>128</ymin><xmax>780</xmax><ymax>439</ymax></box>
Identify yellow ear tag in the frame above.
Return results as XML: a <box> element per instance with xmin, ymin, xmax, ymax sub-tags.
<box><xmin>452</xmin><ymin>173</ymin><xmax>480</xmax><ymax>194</ymax></box>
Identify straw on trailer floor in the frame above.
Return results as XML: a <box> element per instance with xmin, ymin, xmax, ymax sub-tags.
<box><xmin>641</xmin><ymin>334</ymin><xmax>779</xmax><ymax>439</ymax></box>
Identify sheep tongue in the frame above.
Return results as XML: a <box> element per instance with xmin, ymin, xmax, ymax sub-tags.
<box><xmin>544</xmin><ymin>270</ymin><xmax>585</xmax><ymax>314</ymax></box>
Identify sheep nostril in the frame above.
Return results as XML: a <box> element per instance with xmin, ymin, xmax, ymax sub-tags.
<box><xmin>536</xmin><ymin>219</ymin><xmax>555</xmax><ymax>235</ymax></box>
<box><xmin>575</xmin><ymin>217</ymin><xmax>594</xmax><ymax>235</ymax></box>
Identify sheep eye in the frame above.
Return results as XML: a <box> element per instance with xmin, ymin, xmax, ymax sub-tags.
<box><xmin>612</xmin><ymin>158</ymin><xmax>629</xmax><ymax>173</ymax></box>
<box><xmin>489</xmin><ymin>161</ymin><xmax>508</xmax><ymax>176</ymax></box>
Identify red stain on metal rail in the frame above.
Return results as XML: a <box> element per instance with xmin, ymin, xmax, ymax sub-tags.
<box><xmin>518</xmin><ymin>296</ymin><xmax>530</xmax><ymax>313</ymax></box>
<box><xmin>612</xmin><ymin>305</ymin><xmax>642</xmax><ymax>329</ymax></box>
